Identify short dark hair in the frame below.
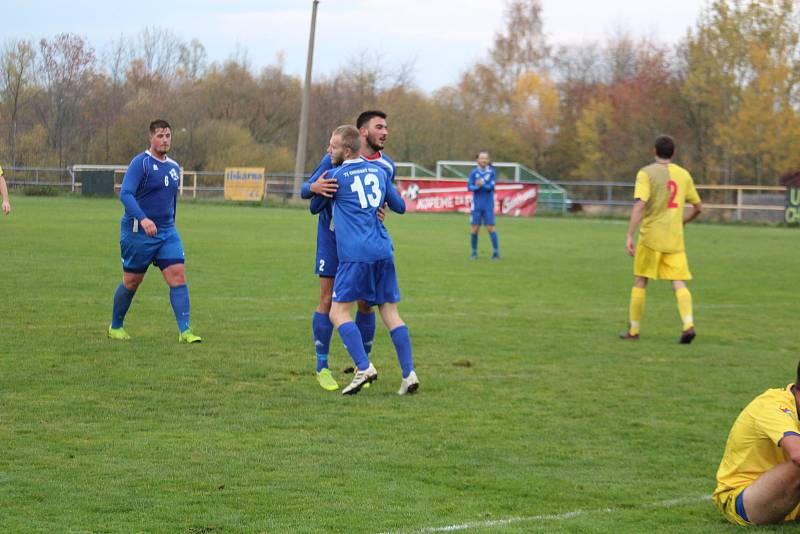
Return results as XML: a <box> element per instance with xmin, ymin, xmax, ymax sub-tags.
<box><xmin>654</xmin><ymin>135</ymin><xmax>675</xmax><ymax>159</ymax></box>
<box><xmin>149</xmin><ymin>119</ymin><xmax>171</xmax><ymax>133</ymax></box>
<box><xmin>356</xmin><ymin>110</ymin><xmax>387</xmax><ymax>130</ymax></box>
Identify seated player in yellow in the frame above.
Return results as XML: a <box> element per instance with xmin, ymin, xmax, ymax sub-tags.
<box><xmin>714</xmin><ymin>361</ymin><xmax>800</xmax><ymax>525</ymax></box>
<box><xmin>620</xmin><ymin>135</ymin><xmax>703</xmax><ymax>343</ymax></box>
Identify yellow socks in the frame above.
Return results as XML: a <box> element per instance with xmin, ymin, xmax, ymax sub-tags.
<box><xmin>628</xmin><ymin>287</ymin><xmax>646</xmax><ymax>335</ymax></box>
<box><xmin>675</xmin><ymin>287</ymin><xmax>694</xmax><ymax>330</ymax></box>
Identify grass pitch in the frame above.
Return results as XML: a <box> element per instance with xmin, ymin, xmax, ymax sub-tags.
<box><xmin>0</xmin><ymin>196</ymin><xmax>797</xmax><ymax>533</ymax></box>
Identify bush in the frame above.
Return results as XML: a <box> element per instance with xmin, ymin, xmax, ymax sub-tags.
<box><xmin>22</xmin><ymin>185</ymin><xmax>62</xmax><ymax>196</ymax></box>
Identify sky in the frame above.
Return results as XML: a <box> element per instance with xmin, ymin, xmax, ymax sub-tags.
<box><xmin>4</xmin><ymin>0</ymin><xmax>706</xmax><ymax>91</ymax></box>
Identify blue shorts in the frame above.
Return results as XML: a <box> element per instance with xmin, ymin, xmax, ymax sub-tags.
<box><xmin>120</xmin><ymin>226</ymin><xmax>185</xmax><ymax>273</ymax></box>
<box><xmin>332</xmin><ymin>259</ymin><xmax>401</xmax><ymax>306</ymax></box>
<box><xmin>471</xmin><ymin>207</ymin><xmax>495</xmax><ymax>226</ymax></box>
<box><xmin>315</xmin><ymin>229</ymin><xmax>339</xmax><ymax>277</ymax></box>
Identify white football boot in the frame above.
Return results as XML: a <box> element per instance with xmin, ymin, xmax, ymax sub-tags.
<box><xmin>342</xmin><ymin>363</ymin><xmax>378</xmax><ymax>395</ymax></box>
<box><xmin>397</xmin><ymin>370</ymin><xmax>419</xmax><ymax>395</ymax></box>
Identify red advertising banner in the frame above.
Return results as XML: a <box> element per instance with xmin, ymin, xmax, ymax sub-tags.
<box><xmin>395</xmin><ymin>178</ymin><xmax>539</xmax><ymax>217</ymax></box>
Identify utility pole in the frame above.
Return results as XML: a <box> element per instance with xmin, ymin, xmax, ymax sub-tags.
<box><xmin>292</xmin><ymin>0</ymin><xmax>320</xmax><ymax>199</ymax></box>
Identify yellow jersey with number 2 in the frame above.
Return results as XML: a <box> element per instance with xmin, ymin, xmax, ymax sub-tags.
<box><xmin>634</xmin><ymin>163</ymin><xmax>700</xmax><ymax>253</ymax></box>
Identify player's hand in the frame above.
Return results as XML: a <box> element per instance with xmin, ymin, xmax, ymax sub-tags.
<box><xmin>141</xmin><ymin>217</ymin><xmax>157</xmax><ymax>236</ymax></box>
<box><xmin>310</xmin><ymin>171</ymin><xmax>338</xmax><ymax>198</ymax></box>
<box><xmin>626</xmin><ymin>235</ymin><xmax>635</xmax><ymax>257</ymax></box>
<box><xmin>475</xmin><ymin>178</ymin><xmax>485</xmax><ymax>187</ymax></box>
<box><xmin>1</xmin><ymin>201</ymin><xmax>9</xmax><ymax>215</ymax></box>
<box><xmin>377</xmin><ymin>202</ymin><xmax>387</xmax><ymax>222</ymax></box>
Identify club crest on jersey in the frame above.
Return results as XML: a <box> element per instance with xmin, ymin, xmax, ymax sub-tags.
<box><xmin>780</xmin><ymin>404</ymin><xmax>794</xmax><ymax>417</ymax></box>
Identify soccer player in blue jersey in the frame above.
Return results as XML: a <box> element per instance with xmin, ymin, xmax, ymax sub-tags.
<box><xmin>300</xmin><ymin>153</ymin><xmax>340</xmax><ymax>390</ymax></box>
<box><xmin>357</xmin><ymin>110</ymin><xmax>396</xmax><ymax>183</ymax></box>
<box><xmin>107</xmin><ymin>120</ymin><xmax>201</xmax><ymax>343</ymax></box>
<box><xmin>468</xmin><ymin>151</ymin><xmax>500</xmax><ymax>259</ymax></box>
<box><xmin>324</xmin><ymin>124</ymin><xmax>418</xmax><ymax>395</ymax></box>
<box><xmin>300</xmin><ymin>110</ymin><xmax>395</xmax><ymax>391</ymax></box>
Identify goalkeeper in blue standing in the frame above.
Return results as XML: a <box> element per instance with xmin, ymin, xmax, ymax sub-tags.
<box><xmin>468</xmin><ymin>150</ymin><xmax>500</xmax><ymax>259</ymax></box>
<box><xmin>107</xmin><ymin>119</ymin><xmax>201</xmax><ymax>343</ymax></box>
<box><xmin>317</xmin><ymin>124</ymin><xmax>418</xmax><ymax>395</ymax></box>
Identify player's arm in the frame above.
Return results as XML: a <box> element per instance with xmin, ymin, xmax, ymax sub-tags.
<box><xmin>483</xmin><ymin>169</ymin><xmax>496</xmax><ymax>191</ymax></box>
<box><xmin>683</xmin><ymin>177</ymin><xmax>703</xmax><ymax>224</ymax></box>
<box><xmin>300</xmin><ymin>180</ymin><xmax>313</xmax><ymax>199</ymax></box>
<box><xmin>310</xmin><ymin>195</ymin><xmax>330</xmax><ymax>215</ymax></box>
<box><xmin>781</xmin><ymin>434</ymin><xmax>800</xmax><ymax>468</ymax></box>
<box><xmin>310</xmin><ymin>168</ymin><xmax>334</xmax><ymax>214</ymax></box>
<box><xmin>384</xmin><ymin>181</ymin><xmax>406</xmax><ymax>214</ymax></box>
<box><xmin>625</xmin><ymin>200</ymin><xmax>646</xmax><ymax>256</ymax></box>
<box><xmin>684</xmin><ymin>202</ymin><xmax>702</xmax><ymax>224</ymax></box>
<box><xmin>309</xmin><ymin>171</ymin><xmax>337</xmax><ymax>198</ymax></box>
<box><xmin>301</xmin><ymin>154</ymin><xmax>329</xmax><ymax>199</ymax></box>
<box><xmin>467</xmin><ymin>171</ymin><xmax>481</xmax><ymax>191</ymax></box>
<box><xmin>0</xmin><ymin>172</ymin><xmax>10</xmax><ymax>215</ymax></box>
<box><xmin>302</xmin><ymin>155</ymin><xmax>337</xmax><ymax>199</ymax></box>
<box><xmin>120</xmin><ymin>159</ymin><xmax>156</xmax><ymax>236</ymax></box>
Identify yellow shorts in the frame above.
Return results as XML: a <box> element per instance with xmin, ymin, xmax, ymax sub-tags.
<box><xmin>633</xmin><ymin>242</ymin><xmax>692</xmax><ymax>280</ymax></box>
<box><xmin>715</xmin><ymin>485</ymin><xmax>800</xmax><ymax>526</ymax></box>
<box><xmin>714</xmin><ymin>486</ymin><xmax>750</xmax><ymax>526</ymax></box>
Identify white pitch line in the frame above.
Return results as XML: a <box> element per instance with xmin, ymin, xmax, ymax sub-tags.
<box><xmin>380</xmin><ymin>494</ymin><xmax>712</xmax><ymax>534</ymax></box>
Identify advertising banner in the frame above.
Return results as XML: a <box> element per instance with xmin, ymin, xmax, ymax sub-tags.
<box><xmin>395</xmin><ymin>179</ymin><xmax>538</xmax><ymax>217</ymax></box>
<box><xmin>781</xmin><ymin>171</ymin><xmax>800</xmax><ymax>226</ymax></box>
<box><xmin>786</xmin><ymin>187</ymin><xmax>800</xmax><ymax>225</ymax></box>
<box><xmin>224</xmin><ymin>167</ymin><xmax>266</xmax><ymax>201</ymax></box>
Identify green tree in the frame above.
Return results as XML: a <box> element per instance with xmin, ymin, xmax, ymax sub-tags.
<box><xmin>681</xmin><ymin>0</ymin><xmax>800</xmax><ymax>183</ymax></box>
<box><xmin>0</xmin><ymin>39</ymin><xmax>35</xmax><ymax>166</ymax></box>
<box><xmin>573</xmin><ymin>98</ymin><xmax>613</xmax><ymax>180</ymax></box>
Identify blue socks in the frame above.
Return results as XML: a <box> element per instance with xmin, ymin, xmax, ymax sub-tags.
<box><xmin>470</xmin><ymin>233</ymin><xmax>478</xmax><ymax>254</ymax></box>
<box><xmin>490</xmin><ymin>231</ymin><xmax>499</xmax><ymax>254</ymax></box>
<box><xmin>113</xmin><ymin>282</ymin><xmax>191</xmax><ymax>332</ymax></box>
<box><xmin>338</xmin><ymin>322</ymin><xmax>369</xmax><ymax>371</ymax></box>
<box><xmin>169</xmin><ymin>284</ymin><xmax>191</xmax><ymax>333</ymax></box>
<box><xmin>312</xmin><ymin>312</ymin><xmax>334</xmax><ymax>372</ymax></box>
<box><xmin>390</xmin><ymin>325</ymin><xmax>414</xmax><ymax>378</ymax></box>
<box><xmin>111</xmin><ymin>283</ymin><xmax>136</xmax><ymax>328</ymax></box>
<box><xmin>355</xmin><ymin>310</ymin><xmax>376</xmax><ymax>355</ymax></box>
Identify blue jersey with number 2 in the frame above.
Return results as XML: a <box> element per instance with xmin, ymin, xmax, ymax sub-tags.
<box><xmin>330</xmin><ymin>158</ymin><xmax>405</xmax><ymax>263</ymax></box>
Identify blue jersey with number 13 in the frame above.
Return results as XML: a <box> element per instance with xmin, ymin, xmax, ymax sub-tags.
<box><xmin>330</xmin><ymin>158</ymin><xmax>405</xmax><ymax>263</ymax></box>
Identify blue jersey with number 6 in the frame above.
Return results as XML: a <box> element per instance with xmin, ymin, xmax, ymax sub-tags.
<box><xmin>330</xmin><ymin>158</ymin><xmax>405</xmax><ymax>263</ymax></box>
<box><xmin>119</xmin><ymin>150</ymin><xmax>181</xmax><ymax>232</ymax></box>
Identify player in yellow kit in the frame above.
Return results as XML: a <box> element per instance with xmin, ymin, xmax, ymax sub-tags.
<box><xmin>0</xmin><ymin>164</ymin><xmax>11</xmax><ymax>215</ymax></box>
<box><xmin>714</xmin><ymin>361</ymin><xmax>800</xmax><ymax>525</ymax></box>
<box><xmin>620</xmin><ymin>135</ymin><xmax>702</xmax><ymax>343</ymax></box>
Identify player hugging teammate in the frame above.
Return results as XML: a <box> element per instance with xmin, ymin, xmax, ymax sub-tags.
<box><xmin>302</xmin><ymin>112</ymin><xmax>419</xmax><ymax>395</ymax></box>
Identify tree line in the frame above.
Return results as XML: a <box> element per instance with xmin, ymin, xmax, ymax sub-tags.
<box><xmin>1</xmin><ymin>0</ymin><xmax>799</xmax><ymax>185</ymax></box>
